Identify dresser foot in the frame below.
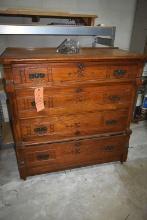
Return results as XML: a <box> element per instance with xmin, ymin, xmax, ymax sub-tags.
<box><xmin>120</xmin><ymin>153</ymin><xmax>127</xmax><ymax>164</ymax></box>
<box><xmin>18</xmin><ymin>168</ymin><xmax>27</xmax><ymax>180</ymax></box>
<box><xmin>20</xmin><ymin>176</ymin><xmax>27</xmax><ymax>181</ymax></box>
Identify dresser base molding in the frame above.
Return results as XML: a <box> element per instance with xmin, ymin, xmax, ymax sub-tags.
<box><xmin>16</xmin><ymin>133</ymin><xmax>129</xmax><ymax>180</ymax></box>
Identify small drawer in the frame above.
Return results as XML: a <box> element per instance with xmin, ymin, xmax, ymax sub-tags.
<box><xmin>51</xmin><ymin>63</ymin><xmax>107</xmax><ymax>84</ymax></box>
<box><xmin>109</xmin><ymin>65</ymin><xmax>138</xmax><ymax>80</ymax></box>
<box><xmin>17</xmin><ymin>133</ymin><xmax>129</xmax><ymax>177</ymax></box>
<box><xmin>12</xmin><ymin>64</ymin><xmax>50</xmax><ymax>85</ymax></box>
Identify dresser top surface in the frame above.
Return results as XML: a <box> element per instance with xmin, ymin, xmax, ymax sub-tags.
<box><xmin>0</xmin><ymin>47</ymin><xmax>146</xmax><ymax>64</ymax></box>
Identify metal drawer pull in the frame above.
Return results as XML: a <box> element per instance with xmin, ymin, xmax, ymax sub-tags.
<box><xmin>37</xmin><ymin>154</ymin><xmax>49</xmax><ymax>160</ymax></box>
<box><xmin>34</xmin><ymin>126</ymin><xmax>47</xmax><ymax>134</ymax></box>
<box><xmin>29</xmin><ymin>73</ymin><xmax>45</xmax><ymax>79</ymax></box>
<box><xmin>104</xmin><ymin>145</ymin><xmax>114</xmax><ymax>151</ymax></box>
<box><xmin>31</xmin><ymin>101</ymin><xmax>36</xmax><ymax>107</ymax></box>
<box><xmin>108</xmin><ymin>95</ymin><xmax>121</xmax><ymax>102</ymax></box>
<box><xmin>105</xmin><ymin>119</ymin><xmax>117</xmax><ymax>125</ymax></box>
<box><xmin>113</xmin><ymin>69</ymin><xmax>126</xmax><ymax>77</ymax></box>
<box><xmin>31</xmin><ymin>101</ymin><xmax>46</xmax><ymax>107</ymax></box>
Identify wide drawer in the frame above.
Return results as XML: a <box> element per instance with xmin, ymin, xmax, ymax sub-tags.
<box><xmin>16</xmin><ymin>84</ymin><xmax>134</xmax><ymax>118</ymax></box>
<box><xmin>12</xmin><ymin>62</ymin><xmax>138</xmax><ymax>86</ymax></box>
<box><xmin>19</xmin><ymin>109</ymin><xmax>129</xmax><ymax>143</ymax></box>
<box><xmin>17</xmin><ymin>134</ymin><xmax>129</xmax><ymax>177</ymax></box>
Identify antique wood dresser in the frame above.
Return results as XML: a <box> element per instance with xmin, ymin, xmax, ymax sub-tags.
<box><xmin>0</xmin><ymin>48</ymin><xmax>146</xmax><ymax>179</ymax></box>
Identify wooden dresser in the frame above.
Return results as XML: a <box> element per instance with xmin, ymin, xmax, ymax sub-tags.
<box><xmin>0</xmin><ymin>48</ymin><xmax>146</xmax><ymax>180</ymax></box>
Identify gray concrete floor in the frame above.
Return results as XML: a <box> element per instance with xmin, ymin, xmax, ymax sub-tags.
<box><xmin>0</xmin><ymin>121</ymin><xmax>147</xmax><ymax>220</ymax></box>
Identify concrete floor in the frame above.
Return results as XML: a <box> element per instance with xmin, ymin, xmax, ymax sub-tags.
<box><xmin>0</xmin><ymin>121</ymin><xmax>147</xmax><ymax>220</ymax></box>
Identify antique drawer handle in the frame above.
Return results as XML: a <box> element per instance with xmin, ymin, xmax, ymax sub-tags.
<box><xmin>108</xmin><ymin>95</ymin><xmax>121</xmax><ymax>102</ymax></box>
<box><xmin>104</xmin><ymin>145</ymin><xmax>114</xmax><ymax>151</ymax></box>
<box><xmin>31</xmin><ymin>101</ymin><xmax>46</xmax><ymax>107</ymax></box>
<box><xmin>29</xmin><ymin>73</ymin><xmax>45</xmax><ymax>79</ymax></box>
<box><xmin>78</xmin><ymin>63</ymin><xmax>84</xmax><ymax>69</ymax></box>
<box><xmin>37</xmin><ymin>154</ymin><xmax>49</xmax><ymax>160</ymax></box>
<box><xmin>34</xmin><ymin>126</ymin><xmax>47</xmax><ymax>134</ymax></box>
<box><xmin>105</xmin><ymin>120</ymin><xmax>118</xmax><ymax>125</ymax></box>
<box><xmin>31</xmin><ymin>101</ymin><xmax>36</xmax><ymax>107</ymax></box>
<box><xmin>113</xmin><ymin>69</ymin><xmax>126</xmax><ymax>77</ymax></box>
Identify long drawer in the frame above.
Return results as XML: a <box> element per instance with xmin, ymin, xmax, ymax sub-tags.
<box><xmin>12</xmin><ymin>62</ymin><xmax>138</xmax><ymax>86</ymax></box>
<box><xmin>15</xmin><ymin>84</ymin><xmax>134</xmax><ymax>118</ymax></box>
<box><xmin>19</xmin><ymin>109</ymin><xmax>129</xmax><ymax>143</ymax></box>
<box><xmin>17</xmin><ymin>133</ymin><xmax>129</xmax><ymax>177</ymax></box>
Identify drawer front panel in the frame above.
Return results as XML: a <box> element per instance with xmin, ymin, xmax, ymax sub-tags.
<box><xmin>12</xmin><ymin>65</ymin><xmax>50</xmax><ymax>85</ymax></box>
<box><xmin>16</xmin><ymin>84</ymin><xmax>134</xmax><ymax>118</ymax></box>
<box><xmin>21</xmin><ymin>134</ymin><xmax>129</xmax><ymax>170</ymax></box>
<box><xmin>109</xmin><ymin>65</ymin><xmax>138</xmax><ymax>79</ymax></box>
<box><xmin>19</xmin><ymin>109</ymin><xmax>129</xmax><ymax>143</ymax></box>
<box><xmin>12</xmin><ymin>63</ymin><xmax>138</xmax><ymax>86</ymax></box>
<box><xmin>51</xmin><ymin>63</ymin><xmax>107</xmax><ymax>83</ymax></box>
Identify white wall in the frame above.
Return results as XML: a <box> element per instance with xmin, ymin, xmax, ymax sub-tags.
<box><xmin>0</xmin><ymin>0</ymin><xmax>137</xmax><ymax>50</ymax></box>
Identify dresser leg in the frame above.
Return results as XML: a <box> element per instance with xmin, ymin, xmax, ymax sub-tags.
<box><xmin>120</xmin><ymin>152</ymin><xmax>128</xmax><ymax>164</ymax></box>
<box><xmin>20</xmin><ymin>174</ymin><xmax>27</xmax><ymax>180</ymax></box>
<box><xmin>120</xmin><ymin>159</ymin><xmax>124</xmax><ymax>164</ymax></box>
<box><xmin>18</xmin><ymin>167</ymin><xmax>27</xmax><ymax>180</ymax></box>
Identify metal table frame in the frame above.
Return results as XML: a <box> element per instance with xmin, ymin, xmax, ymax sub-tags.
<box><xmin>0</xmin><ymin>25</ymin><xmax>116</xmax><ymax>46</ymax></box>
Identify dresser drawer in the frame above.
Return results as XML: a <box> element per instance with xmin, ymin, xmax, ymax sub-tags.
<box><xmin>12</xmin><ymin>64</ymin><xmax>50</xmax><ymax>85</ymax></box>
<box><xmin>109</xmin><ymin>64</ymin><xmax>138</xmax><ymax>80</ymax></box>
<box><xmin>16</xmin><ymin>84</ymin><xmax>134</xmax><ymax>118</ymax></box>
<box><xmin>12</xmin><ymin>63</ymin><xmax>138</xmax><ymax>87</ymax></box>
<box><xmin>19</xmin><ymin>109</ymin><xmax>129</xmax><ymax>143</ymax></box>
<box><xmin>51</xmin><ymin>62</ymin><xmax>107</xmax><ymax>83</ymax></box>
<box><xmin>18</xmin><ymin>134</ymin><xmax>129</xmax><ymax>176</ymax></box>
